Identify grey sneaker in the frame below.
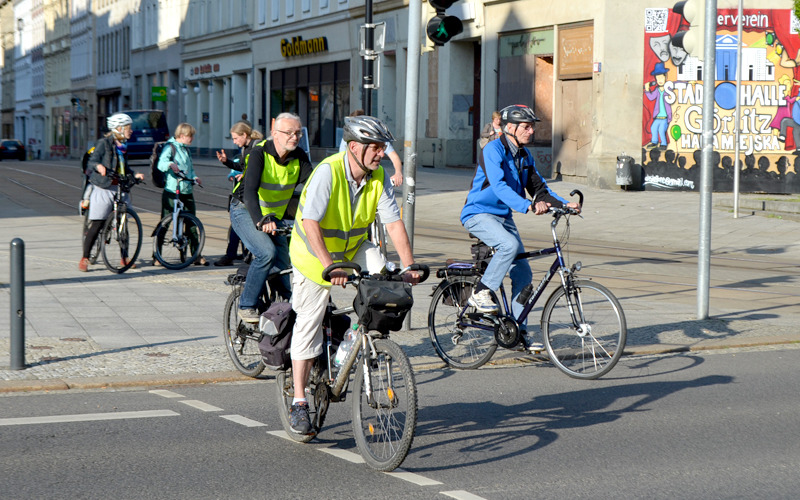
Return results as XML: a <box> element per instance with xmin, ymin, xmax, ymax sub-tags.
<box><xmin>519</xmin><ymin>331</ymin><xmax>544</xmax><ymax>352</ymax></box>
<box><xmin>237</xmin><ymin>308</ymin><xmax>259</xmax><ymax>323</ymax></box>
<box><xmin>289</xmin><ymin>402</ymin><xmax>312</xmax><ymax>434</ymax></box>
<box><xmin>467</xmin><ymin>289</ymin><xmax>498</xmax><ymax>313</ymax></box>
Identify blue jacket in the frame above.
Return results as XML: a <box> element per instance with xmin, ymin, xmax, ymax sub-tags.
<box><xmin>157</xmin><ymin>137</ymin><xmax>197</xmax><ymax>194</ymax></box>
<box><xmin>460</xmin><ymin>135</ymin><xmax>566</xmax><ymax>225</ymax></box>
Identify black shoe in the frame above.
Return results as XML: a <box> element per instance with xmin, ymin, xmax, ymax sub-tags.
<box><xmin>289</xmin><ymin>402</ymin><xmax>312</xmax><ymax>434</ymax></box>
<box><xmin>214</xmin><ymin>255</ymin><xmax>235</xmax><ymax>267</ymax></box>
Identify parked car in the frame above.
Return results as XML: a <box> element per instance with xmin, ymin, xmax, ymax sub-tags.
<box><xmin>0</xmin><ymin>139</ymin><xmax>26</xmax><ymax>161</ymax></box>
<box><xmin>100</xmin><ymin>110</ymin><xmax>169</xmax><ymax>161</ymax></box>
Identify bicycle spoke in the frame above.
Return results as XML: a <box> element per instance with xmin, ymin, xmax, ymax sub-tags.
<box><xmin>543</xmin><ymin>280</ymin><xmax>626</xmax><ymax>380</ymax></box>
<box><xmin>428</xmin><ymin>277</ymin><xmax>496</xmax><ymax>369</ymax></box>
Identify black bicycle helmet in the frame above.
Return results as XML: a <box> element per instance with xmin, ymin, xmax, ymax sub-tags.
<box><xmin>500</xmin><ymin>104</ymin><xmax>540</xmax><ymax>125</ymax></box>
<box><xmin>342</xmin><ymin>115</ymin><xmax>395</xmax><ymax>144</ymax></box>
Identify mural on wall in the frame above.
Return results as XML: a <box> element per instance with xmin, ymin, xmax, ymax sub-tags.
<box><xmin>642</xmin><ymin>8</ymin><xmax>800</xmax><ymax>192</ymax></box>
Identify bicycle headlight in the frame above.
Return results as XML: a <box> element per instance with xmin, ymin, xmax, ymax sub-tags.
<box><xmin>571</xmin><ymin>261</ymin><xmax>582</xmax><ymax>273</ymax></box>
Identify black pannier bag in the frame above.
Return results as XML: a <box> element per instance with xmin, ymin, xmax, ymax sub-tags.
<box><xmin>470</xmin><ymin>241</ymin><xmax>494</xmax><ymax>271</ymax></box>
<box><xmin>257</xmin><ymin>302</ymin><xmax>296</xmax><ymax>371</ymax></box>
<box><xmin>353</xmin><ymin>279</ymin><xmax>414</xmax><ymax>334</ymax></box>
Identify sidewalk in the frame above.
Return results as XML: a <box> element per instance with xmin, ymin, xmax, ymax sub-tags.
<box><xmin>2</xmin><ymin>164</ymin><xmax>800</xmax><ymax>392</ymax></box>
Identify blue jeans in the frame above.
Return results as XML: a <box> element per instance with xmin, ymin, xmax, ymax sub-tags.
<box><xmin>230</xmin><ymin>199</ymin><xmax>291</xmax><ymax>309</ymax></box>
<box><xmin>463</xmin><ymin>213</ymin><xmax>532</xmax><ymax>327</ymax></box>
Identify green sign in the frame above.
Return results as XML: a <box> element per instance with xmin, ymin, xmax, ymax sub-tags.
<box><xmin>151</xmin><ymin>86</ymin><xmax>167</xmax><ymax>102</ymax></box>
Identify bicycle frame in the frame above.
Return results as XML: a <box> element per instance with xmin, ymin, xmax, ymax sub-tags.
<box><xmin>169</xmin><ymin>188</ymin><xmax>186</xmax><ymax>243</ymax></box>
<box><xmin>457</xmin><ymin>213</ymin><xmax>579</xmax><ymax>334</ymax></box>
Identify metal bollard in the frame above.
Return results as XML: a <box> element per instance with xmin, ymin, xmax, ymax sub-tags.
<box><xmin>10</xmin><ymin>238</ymin><xmax>26</xmax><ymax>370</ymax></box>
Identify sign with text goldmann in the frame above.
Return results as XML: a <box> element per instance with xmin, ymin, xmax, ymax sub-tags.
<box><xmin>281</xmin><ymin>36</ymin><xmax>329</xmax><ymax>58</ymax></box>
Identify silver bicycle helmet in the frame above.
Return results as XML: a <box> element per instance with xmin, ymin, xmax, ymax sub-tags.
<box><xmin>342</xmin><ymin>115</ymin><xmax>395</xmax><ymax>144</ymax></box>
<box><xmin>107</xmin><ymin>113</ymin><xmax>133</xmax><ymax>130</ymax></box>
<box><xmin>500</xmin><ymin>105</ymin><xmax>540</xmax><ymax>125</ymax></box>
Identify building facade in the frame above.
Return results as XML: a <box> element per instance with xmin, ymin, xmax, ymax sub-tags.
<box><xmin>0</xmin><ymin>0</ymin><xmax>796</xmax><ymax>192</ymax></box>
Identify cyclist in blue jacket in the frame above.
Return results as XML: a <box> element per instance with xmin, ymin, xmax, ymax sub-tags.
<box><xmin>460</xmin><ymin>104</ymin><xmax>581</xmax><ymax>348</ymax></box>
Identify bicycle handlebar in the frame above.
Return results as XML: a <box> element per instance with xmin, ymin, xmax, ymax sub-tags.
<box><xmin>547</xmin><ymin>189</ymin><xmax>584</xmax><ymax>217</ymax></box>
<box><xmin>321</xmin><ymin>262</ymin><xmax>430</xmax><ymax>286</ymax></box>
<box><xmin>107</xmin><ymin>172</ymin><xmax>143</xmax><ymax>191</ymax></box>
<box><xmin>256</xmin><ymin>215</ymin><xmax>294</xmax><ymax>235</ymax></box>
<box><xmin>172</xmin><ymin>169</ymin><xmax>203</xmax><ymax>188</ymax></box>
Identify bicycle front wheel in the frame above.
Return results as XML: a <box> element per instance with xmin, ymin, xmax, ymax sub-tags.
<box><xmin>223</xmin><ymin>287</ymin><xmax>265</xmax><ymax>378</ymax></box>
<box><xmin>370</xmin><ymin>213</ymin><xmax>388</xmax><ymax>260</ymax></box>
<box><xmin>542</xmin><ymin>279</ymin><xmax>627</xmax><ymax>380</ymax></box>
<box><xmin>352</xmin><ymin>339</ymin><xmax>417</xmax><ymax>472</ymax></box>
<box><xmin>100</xmin><ymin>208</ymin><xmax>142</xmax><ymax>274</ymax></box>
<box><xmin>153</xmin><ymin>212</ymin><xmax>205</xmax><ymax>269</ymax></box>
<box><xmin>428</xmin><ymin>276</ymin><xmax>497</xmax><ymax>369</ymax></box>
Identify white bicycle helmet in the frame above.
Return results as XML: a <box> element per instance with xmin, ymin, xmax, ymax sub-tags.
<box><xmin>342</xmin><ymin>116</ymin><xmax>395</xmax><ymax>144</ymax></box>
<box><xmin>107</xmin><ymin>113</ymin><xmax>133</xmax><ymax>131</ymax></box>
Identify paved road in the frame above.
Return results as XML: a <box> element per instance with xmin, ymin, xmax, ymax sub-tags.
<box><xmin>1</xmin><ymin>159</ymin><xmax>799</xmax><ymax>390</ymax></box>
<box><xmin>3</xmin><ymin>346</ymin><xmax>800</xmax><ymax>499</ymax></box>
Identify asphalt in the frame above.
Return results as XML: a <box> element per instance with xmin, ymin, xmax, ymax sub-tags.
<box><xmin>2</xmin><ymin>160</ymin><xmax>800</xmax><ymax>393</ymax></box>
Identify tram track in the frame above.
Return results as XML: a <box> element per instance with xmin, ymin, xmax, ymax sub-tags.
<box><xmin>4</xmin><ymin>161</ymin><xmax>800</xmax><ymax>305</ymax></box>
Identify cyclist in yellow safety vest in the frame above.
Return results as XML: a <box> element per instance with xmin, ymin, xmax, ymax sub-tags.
<box><xmin>229</xmin><ymin>112</ymin><xmax>313</xmax><ymax>323</ymax></box>
<box><xmin>285</xmin><ymin>115</ymin><xmax>421</xmax><ymax>435</ymax></box>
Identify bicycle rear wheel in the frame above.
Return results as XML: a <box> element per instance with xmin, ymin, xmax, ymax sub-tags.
<box><xmin>352</xmin><ymin>338</ymin><xmax>417</xmax><ymax>472</ymax></box>
<box><xmin>153</xmin><ymin>212</ymin><xmax>205</xmax><ymax>269</ymax></box>
<box><xmin>428</xmin><ymin>276</ymin><xmax>497</xmax><ymax>369</ymax></box>
<box><xmin>542</xmin><ymin>279</ymin><xmax>627</xmax><ymax>380</ymax></box>
<box><xmin>100</xmin><ymin>208</ymin><xmax>142</xmax><ymax>274</ymax></box>
<box><xmin>276</xmin><ymin>367</ymin><xmax>329</xmax><ymax>443</ymax></box>
<box><xmin>223</xmin><ymin>287</ymin><xmax>265</xmax><ymax>377</ymax></box>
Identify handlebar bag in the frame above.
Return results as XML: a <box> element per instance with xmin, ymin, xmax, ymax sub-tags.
<box><xmin>353</xmin><ymin>279</ymin><xmax>414</xmax><ymax>334</ymax></box>
<box><xmin>258</xmin><ymin>302</ymin><xmax>296</xmax><ymax>371</ymax></box>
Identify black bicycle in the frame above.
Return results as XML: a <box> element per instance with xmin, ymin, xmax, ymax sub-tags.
<box><xmin>222</xmin><ymin>224</ymin><xmax>293</xmax><ymax>377</ymax></box>
<box><xmin>427</xmin><ymin>190</ymin><xmax>627</xmax><ymax>379</ymax></box>
<box><xmin>94</xmin><ymin>172</ymin><xmax>143</xmax><ymax>274</ymax></box>
<box><xmin>275</xmin><ymin>262</ymin><xmax>429</xmax><ymax>471</ymax></box>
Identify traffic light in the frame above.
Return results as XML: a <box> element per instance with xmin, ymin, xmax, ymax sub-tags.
<box><xmin>426</xmin><ymin>0</ymin><xmax>463</xmax><ymax>46</ymax></box>
<box><xmin>672</xmin><ymin>0</ymin><xmax>705</xmax><ymax>58</ymax></box>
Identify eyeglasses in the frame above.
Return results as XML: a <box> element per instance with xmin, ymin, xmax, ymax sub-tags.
<box><xmin>276</xmin><ymin>129</ymin><xmax>303</xmax><ymax>139</ymax></box>
<box><xmin>364</xmin><ymin>143</ymin><xmax>387</xmax><ymax>152</ymax></box>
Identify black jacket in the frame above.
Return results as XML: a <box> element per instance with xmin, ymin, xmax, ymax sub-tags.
<box><xmin>86</xmin><ymin>135</ymin><xmax>135</xmax><ymax>188</ymax></box>
<box><xmin>233</xmin><ymin>139</ymin><xmax>313</xmax><ymax>226</ymax></box>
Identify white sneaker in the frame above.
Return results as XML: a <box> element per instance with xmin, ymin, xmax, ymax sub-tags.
<box><xmin>467</xmin><ymin>289</ymin><xmax>498</xmax><ymax>313</ymax></box>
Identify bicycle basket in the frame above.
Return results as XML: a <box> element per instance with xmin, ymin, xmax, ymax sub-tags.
<box><xmin>353</xmin><ymin>279</ymin><xmax>413</xmax><ymax>334</ymax></box>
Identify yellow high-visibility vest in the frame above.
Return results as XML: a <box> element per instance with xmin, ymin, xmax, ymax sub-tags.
<box><xmin>290</xmin><ymin>152</ymin><xmax>384</xmax><ymax>285</ymax></box>
<box><xmin>233</xmin><ymin>140</ymin><xmax>300</xmax><ymax>219</ymax></box>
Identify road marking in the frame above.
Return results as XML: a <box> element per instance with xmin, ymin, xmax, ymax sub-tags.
<box><xmin>0</xmin><ymin>410</ymin><xmax>179</xmax><ymax>426</ymax></box>
<box><xmin>441</xmin><ymin>491</ymin><xmax>488</xmax><ymax>500</ymax></box>
<box><xmin>180</xmin><ymin>400</ymin><xmax>223</xmax><ymax>412</ymax></box>
<box><xmin>221</xmin><ymin>414</ymin><xmax>267</xmax><ymax>427</ymax></box>
<box><xmin>384</xmin><ymin>469</ymin><xmax>443</xmax><ymax>486</ymax></box>
<box><xmin>149</xmin><ymin>390</ymin><xmax>184</xmax><ymax>398</ymax></box>
<box><xmin>319</xmin><ymin>448</ymin><xmax>365</xmax><ymax>463</ymax></box>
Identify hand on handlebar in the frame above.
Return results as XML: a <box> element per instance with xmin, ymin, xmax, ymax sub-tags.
<box><xmin>530</xmin><ymin>200</ymin><xmax>551</xmax><ymax>215</ymax></box>
<box><xmin>328</xmin><ymin>269</ymin><xmax>349</xmax><ymax>287</ymax></box>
